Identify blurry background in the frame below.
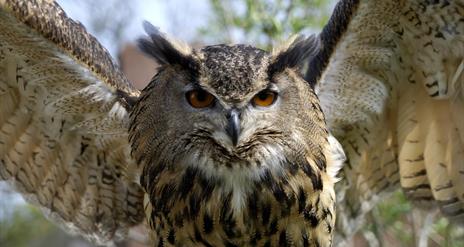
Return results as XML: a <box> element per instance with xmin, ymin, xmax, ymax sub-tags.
<box><xmin>0</xmin><ymin>0</ymin><xmax>463</xmax><ymax>246</ymax></box>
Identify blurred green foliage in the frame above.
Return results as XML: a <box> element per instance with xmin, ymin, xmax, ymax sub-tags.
<box><xmin>0</xmin><ymin>201</ymin><xmax>98</xmax><ymax>247</ymax></box>
<box><xmin>362</xmin><ymin>191</ymin><xmax>464</xmax><ymax>246</ymax></box>
<box><xmin>0</xmin><ymin>204</ymin><xmax>57</xmax><ymax>247</ymax></box>
<box><xmin>198</xmin><ymin>0</ymin><xmax>332</xmax><ymax>48</ymax></box>
<box><xmin>0</xmin><ymin>196</ymin><xmax>96</xmax><ymax>247</ymax></box>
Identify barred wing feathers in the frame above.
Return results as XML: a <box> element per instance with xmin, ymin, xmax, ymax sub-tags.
<box><xmin>307</xmin><ymin>0</ymin><xmax>464</xmax><ymax>241</ymax></box>
<box><xmin>0</xmin><ymin>0</ymin><xmax>144</xmax><ymax>245</ymax></box>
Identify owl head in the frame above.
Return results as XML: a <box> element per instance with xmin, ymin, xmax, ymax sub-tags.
<box><xmin>129</xmin><ymin>23</ymin><xmax>343</xmax><ymax>204</ymax></box>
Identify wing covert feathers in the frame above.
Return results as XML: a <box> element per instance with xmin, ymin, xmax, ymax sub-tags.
<box><xmin>0</xmin><ymin>0</ymin><xmax>138</xmax><ymax>96</ymax></box>
<box><xmin>310</xmin><ymin>0</ymin><xmax>464</xmax><ymax>243</ymax></box>
<box><xmin>0</xmin><ymin>1</ymin><xmax>143</xmax><ymax>245</ymax></box>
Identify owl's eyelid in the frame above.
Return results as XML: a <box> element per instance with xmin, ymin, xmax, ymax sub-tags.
<box><xmin>264</xmin><ymin>82</ymin><xmax>279</xmax><ymax>93</ymax></box>
<box><xmin>183</xmin><ymin>84</ymin><xmax>218</xmax><ymax>101</ymax></box>
<box><xmin>183</xmin><ymin>83</ymin><xmax>204</xmax><ymax>92</ymax></box>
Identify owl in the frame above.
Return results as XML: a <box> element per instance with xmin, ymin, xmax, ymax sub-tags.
<box><xmin>0</xmin><ymin>0</ymin><xmax>463</xmax><ymax>247</ymax></box>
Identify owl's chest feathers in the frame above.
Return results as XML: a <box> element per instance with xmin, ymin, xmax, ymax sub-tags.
<box><xmin>146</xmin><ymin>158</ymin><xmax>335</xmax><ymax>246</ymax></box>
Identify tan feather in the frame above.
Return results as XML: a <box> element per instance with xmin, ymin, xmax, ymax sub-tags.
<box><xmin>0</xmin><ymin>0</ymin><xmax>144</xmax><ymax>245</ymax></box>
<box><xmin>447</xmin><ymin>128</ymin><xmax>464</xmax><ymax>202</ymax></box>
<box><xmin>315</xmin><ymin>0</ymin><xmax>464</xmax><ymax>243</ymax></box>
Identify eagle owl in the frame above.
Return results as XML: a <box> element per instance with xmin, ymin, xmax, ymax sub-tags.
<box><xmin>1</xmin><ymin>0</ymin><xmax>464</xmax><ymax>246</ymax></box>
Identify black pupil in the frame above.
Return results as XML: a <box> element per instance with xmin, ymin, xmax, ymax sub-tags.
<box><xmin>196</xmin><ymin>90</ymin><xmax>208</xmax><ymax>102</ymax></box>
<box><xmin>258</xmin><ymin>91</ymin><xmax>271</xmax><ymax>100</ymax></box>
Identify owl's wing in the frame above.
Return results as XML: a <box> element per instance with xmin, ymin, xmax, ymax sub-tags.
<box><xmin>0</xmin><ymin>0</ymin><xmax>144</xmax><ymax>245</ymax></box>
<box><xmin>306</xmin><ymin>0</ymin><xmax>464</xmax><ymax>241</ymax></box>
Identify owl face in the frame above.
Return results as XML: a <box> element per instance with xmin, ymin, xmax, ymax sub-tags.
<box><xmin>130</xmin><ymin>25</ymin><xmax>328</xmax><ymax>187</ymax></box>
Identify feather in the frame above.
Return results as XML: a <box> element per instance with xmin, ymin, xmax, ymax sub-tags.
<box><xmin>137</xmin><ymin>21</ymin><xmax>199</xmax><ymax>76</ymax></box>
<box><xmin>0</xmin><ymin>0</ymin><xmax>144</xmax><ymax>245</ymax></box>
<box><xmin>269</xmin><ymin>35</ymin><xmax>320</xmax><ymax>75</ymax></box>
<box><xmin>309</xmin><ymin>0</ymin><xmax>464</xmax><ymax>243</ymax></box>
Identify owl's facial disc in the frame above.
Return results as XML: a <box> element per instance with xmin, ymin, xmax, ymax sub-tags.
<box><xmin>134</xmin><ymin>26</ymin><xmax>323</xmax><ymax>172</ymax></box>
<box><xmin>223</xmin><ymin>88</ymin><xmax>279</xmax><ymax>146</ymax></box>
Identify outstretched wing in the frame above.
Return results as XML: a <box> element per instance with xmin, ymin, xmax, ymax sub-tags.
<box><xmin>306</xmin><ymin>0</ymin><xmax>464</xmax><ymax>242</ymax></box>
<box><xmin>0</xmin><ymin>0</ymin><xmax>144</xmax><ymax>245</ymax></box>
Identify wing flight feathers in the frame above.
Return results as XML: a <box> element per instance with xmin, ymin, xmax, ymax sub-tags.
<box><xmin>0</xmin><ymin>0</ymin><xmax>144</xmax><ymax>245</ymax></box>
<box><xmin>308</xmin><ymin>0</ymin><xmax>464</xmax><ymax>242</ymax></box>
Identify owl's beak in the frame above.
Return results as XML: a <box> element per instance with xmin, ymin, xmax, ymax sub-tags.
<box><xmin>226</xmin><ymin>109</ymin><xmax>241</xmax><ymax>146</ymax></box>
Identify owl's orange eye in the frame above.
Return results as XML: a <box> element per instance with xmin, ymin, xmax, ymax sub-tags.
<box><xmin>186</xmin><ymin>89</ymin><xmax>215</xmax><ymax>108</ymax></box>
<box><xmin>252</xmin><ymin>90</ymin><xmax>277</xmax><ymax>107</ymax></box>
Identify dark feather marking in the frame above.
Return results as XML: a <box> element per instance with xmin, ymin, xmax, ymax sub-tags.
<box><xmin>301</xmin><ymin>162</ymin><xmax>323</xmax><ymax>191</ymax></box>
<box><xmin>272</xmin><ymin>184</ymin><xmax>287</xmax><ymax>203</ymax></box>
<box><xmin>194</xmin><ymin>225</ymin><xmax>214</xmax><ymax>247</ymax></box>
<box><xmin>434</xmin><ymin>181</ymin><xmax>453</xmax><ymax>192</ymax></box>
<box><xmin>198</xmin><ymin>175</ymin><xmax>216</xmax><ymax>202</ymax></box>
<box><xmin>304</xmin><ymin>207</ymin><xmax>319</xmax><ymax>227</ymax></box>
<box><xmin>167</xmin><ymin>229</ymin><xmax>175</xmax><ymax>244</ymax></box>
<box><xmin>157</xmin><ymin>237</ymin><xmax>164</xmax><ymax>247</ymax></box>
<box><xmin>248</xmin><ymin>190</ymin><xmax>259</xmax><ymax>220</ymax></box>
<box><xmin>303</xmin><ymin>233</ymin><xmax>310</xmax><ymax>247</ymax></box>
<box><xmin>304</xmin><ymin>0</ymin><xmax>361</xmax><ymax>88</ymax></box>
<box><xmin>403</xmin><ymin>183</ymin><xmax>431</xmax><ymax>192</ymax></box>
<box><xmin>402</xmin><ymin>169</ymin><xmax>427</xmax><ymax>179</ymax></box>
<box><xmin>438</xmin><ymin>197</ymin><xmax>459</xmax><ymax>205</ymax></box>
<box><xmin>179</xmin><ymin>167</ymin><xmax>197</xmax><ymax>199</ymax></box>
<box><xmin>287</xmin><ymin>162</ymin><xmax>299</xmax><ymax>175</ymax></box>
<box><xmin>315</xmin><ymin>157</ymin><xmax>326</xmax><ymax>170</ymax></box>
<box><xmin>116</xmin><ymin>89</ymin><xmax>139</xmax><ymax>111</ymax></box>
<box><xmin>101</xmin><ymin>168</ymin><xmax>115</xmax><ymax>185</ymax></box>
<box><xmin>143</xmin><ymin>163</ymin><xmax>166</xmax><ymax>189</ymax></box>
<box><xmin>219</xmin><ymin>193</ymin><xmax>239</xmax><ymax>238</ymax></box>
<box><xmin>279</xmin><ymin>230</ymin><xmax>289</xmax><ymax>247</ymax></box>
<box><xmin>404</xmin><ymin>154</ymin><xmax>424</xmax><ymax>162</ymax></box>
<box><xmin>155</xmin><ymin>182</ymin><xmax>176</xmax><ymax>214</ymax></box>
<box><xmin>269</xmin><ymin>218</ymin><xmax>279</xmax><ymax>235</ymax></box>
<box><xmin>249</xmin><ymin>231</ymin><xmax>262</xmax><ymax>245</ymax></box>
<box><xmin>407</xmin><ymin>195</ymin><xmax>433</xmax><ymax>201</ymax></box>
<box><xmin>79</xmin><ymin>142</ymin><xmax>89</xmax><ymax>155</ymax></box>
<box><xmin>261</xmin><ymin>169</ymin><xmax>288</xmax><ymax>203</ymax></box>
<box><xmin>298</xmin><ymin>186</ymin><xmax>307</xmax><ymax>213</ymax></box>
<box><xmin>174</xmin><ymin>213</ymin><xmax>184</xmax><ymax>227</ymax></box>
<box><xmin>430</xmin><ymin>90</ymin><xmax>440</xmax><ymax>97</ymax></box>
<box><xmin>282</xmin><ymin>194</ymin><xmax>295</xmax><ymax>217</ymax></box>
<box><xmin>225</xmin><ymin>242</ymin><xmax>239</xmax><ymax>247</ymax></box>
<box><xmin>261</xmin><ymin>202</ymin><xmax>271</xmax><ymax>225</ymax></box>
<box><xmin>188</xmin><ymin>193</ymin><xmax>201</xmax><ymax>219</ymax></box>
<box><xmin>203</xmin><ymin>213</ymin><xmax>214</xmax><ymax>234</ymax></box>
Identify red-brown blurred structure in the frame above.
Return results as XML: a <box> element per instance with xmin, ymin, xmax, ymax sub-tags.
<box><xmin>119</xmin><ymin>44</ymin><xmax>158</xmax><ymax>90</ymax></box>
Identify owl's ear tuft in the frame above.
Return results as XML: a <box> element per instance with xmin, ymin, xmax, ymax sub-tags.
<box><xmin>268</xmin><ymin>35</ymin><xmax>320</xmax><ymax>76</ymax></box>
<box><xmin>138</xmin><ymin>22</ymin><xmax>199</xmax><ymax>72</ymax></box>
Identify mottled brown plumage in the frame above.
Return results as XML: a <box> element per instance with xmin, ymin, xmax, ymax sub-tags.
<box><xmin>0</xmin><ymin>0</ymin><xmax>144</xmax><ymax>245</ymax></box>
<box><xmin>311</xmin><ymin>0</ymin><xmax>464</xmax><ymax>243</ymax></box>
<box><xmin>131</xmin><ymin>32</ymin><xmax>343</xmax><ymax>246</ymax></box>
<box><xmin>1</xmin><ymin>0</ymin><xmax>464</xmax><ymax>246</ymax></box>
